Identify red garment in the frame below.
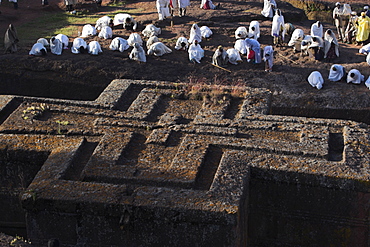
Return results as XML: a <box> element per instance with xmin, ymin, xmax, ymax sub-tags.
<box><xmin>202</xmin><ymin>0</ymin><xmax>210</xmax><ymax>9</ymax></box>
<box><xmin>247</xmin><ymin>50</ymin><xmax>255</xmax><ymax>59</ymax></box>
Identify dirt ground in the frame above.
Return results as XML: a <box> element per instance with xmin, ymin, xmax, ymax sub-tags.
<box><xmin>0</xmin><ymin>0</ymin><xmax>370</xmax><ymax>119</ymax></box>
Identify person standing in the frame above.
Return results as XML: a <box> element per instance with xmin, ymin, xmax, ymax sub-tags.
<box><xmin>261</xmin><ymin>0</ymin><xmax>276</xmax><ymax>19</ymax></box>
<box><xmin>156</xmin><ymin>0</ymin><xmax>171</xmax><ymax>20</ymax></box>
<box><xmin>271</xmin><ymin>9</ymin><xmax>285</xmax><ymax>46</ymax></box>
<box><xmin>356</xmin><ymin>12</ymin><xmax>370</xmax><ymax>46</ymax></box>
<box><xmin>65</xmin><ymin>0</ymin><xmax>76</xmax><ymax>12</ymax></box>
<box><xmin>4</xmin><ymin>24</ymin><xmax>19</xmax><ymax>53</ymax></box>
<box><xmin>170</xmin><ymin>0</ymin><xmax>190</xmax><ymax>17</ymax></box>
<box><xmin>9</xmin><ymin>0</ymin><xmax>18</xmax><ymax>9</ymax></box>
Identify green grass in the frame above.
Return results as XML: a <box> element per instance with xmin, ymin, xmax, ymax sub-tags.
<box><xmin>15</xmin><ymin>6</ymin><xmax>141</xmax><ymax>47</ymax></box>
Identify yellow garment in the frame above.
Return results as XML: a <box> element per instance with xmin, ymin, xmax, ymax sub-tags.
<box><xmin>356</xmin><ymin>16</ymin><xmax>370</xmax><ymax>42</ymax></box>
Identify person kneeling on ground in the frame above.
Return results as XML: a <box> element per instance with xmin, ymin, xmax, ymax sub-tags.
<box><xmin>29</xmin><ymin>43</ymin><xmax>47</xmax><ymax>56</ymax></box>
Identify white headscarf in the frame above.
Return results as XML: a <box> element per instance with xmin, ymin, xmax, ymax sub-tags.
<box><xmin>200</xmin><ymin>26</ymin><xmax>213</xmax><ymax>39</ymax></box>
<box><xmin>129</xmin><ymin>42</ymin><xmax>146</xmax><ymax>62</ymax></box>
<box><xmin>142</xmin><ymin>24</ymin><xmax>161</xmax><ymax>38</ymax></box>
<box><xmin>147</xmin><ymin>42</ymin><xmax>172</xmax><ymax>56</ymax></box>
<box><xmin>81</xmin><ymin>24</ymin><xmax>97</xmax><ymax>37</ymax></box>
<box><xmin>248</xmin><ymin>21</ymin><xmax>260</xmax><ymax>40</ymax></box>
<box><xmin>324</xmin><ymin>29</ymin><xmax>339</xmax><ymax>58</ymax></box>
<box><xmin>310</xmin><ymin>21</ymin><xmax>323</xmax><ymax>38</ymax></box>
<box><xmin>308</xmin><ymin>71</ymin><xmax>324</xmax><ymax>89</ymax></box>
<box><xmin>328</xmin><ymin>64</ymin><xmax>345</xmax><ymax>82</ymax></box>
<box><xmin>261</xmin><ymin>0</ymin><xmax>277</xmax><ymax>18</ymax></box>
<box><xmin>271</xmin><ymin>9</ymin><xmax>285</xmax><ymax>40</ymax></box>
<box><xmin>188</xmin><ymin>42</ymin><xmax>204</xmax><ymax>63</ymax></box>
<box><xmin>29</xmin><ymin>43</ymin><xmax>47</xmax><ymax>56</ymax></box>
<box><xmin>50</xmin><ymin>36</ymin><xmax>62</xmax><ymax>55</ymax></box>
<box><xmin>188</xmin><ymin>23</ymin><xmax>202</xmax><ymax>44</ymax></box>
<box><xmin>175</xmin><ymin>36</ymin><xmax>189</xmax><ymax>50</ymax></box>
<box><xmin>55</xmin><ymin>34</ymin><xmax>69</xmax><ymax>49</ymax></box>
<box><xmin>235</xmin><ymin>27</ymin><xmax>248</xmax><ymax>39</ymax></box>
<box><xmin>234</xmin><ymin>39</ymin><xmax>247</xmax><ymax>54</ymax></box>
<box><xmin>71</xmin><ymin>37</ymin><xmax>87</xmax><ymax>54</ymax></box>
<box><xmin>347</xmin><ymin>69</ymin><xmax>364</xmax><ymax>84</ymax></box>
<box><xmin>88</xmin><ymin>41</ymin><xmax>102</xmax><ymax>55</ymax></box>
<box><xmin>146</xmin><ymin>36</ymin><xmax>159</xmax><ymax>50</ymax></box>
<box><xmin>226</xmin><ymin>48</ymin><xmax>243</xmax><ymax>65</ymax></box>
<box><xmin>109</xmin><ymin>37</ymin><xmax>129</xmax><ymax>52</ymax></box>
<box><xmin>95</xmin><ymin>16</ymin><xmax>112</xmax><ymax>31</ymax></box>
<box><xmin>127</xmin><ymin>33</ymin><xmax>143</xmax><ymax>47</ymax></box>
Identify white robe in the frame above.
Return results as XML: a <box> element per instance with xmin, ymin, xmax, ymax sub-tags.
<box><xmin>29</xmin><ymin>43</ymin><xmax>47</xmax><ymax>56</ymax></box>
<box><xmin>324</xmin><ymin>30</ymin><xmax>339</xmax><ymax>58</ymax></box>
<box><xmin>301</xmin><ymin>35</ymin><xmax>312</xmax><ymax>55</ymax></box>
<box><xmin>95</xmin><ymin>16</ymin><xmax>112</xmax><ymax>31</ymax></box>
<box><xmin>188</xmin><ymin>23</ymin><xmax>202</xmax><ymax>44</ymax></box>
<box><xmin>113</xmin><ymin>14</ymin><xmax>137</xmax><ymax>30</ymax></box>
<box><xmin>127</xmin><ymin>33</ymin><xmax>143</xmax><ymax>47</ymax></box>
<box><xmin>50</xmin><ymin>37</ymin><xmax>62</xmax><ymax>55</ymax></box>
<box><xmin>288</xmin><ymin>28</ymin><xmax>304</xmax><ymax>52</ymax></box>
<box><xmin>37</xmin><ymin>38</ymin><xmax>49</xmax><ymax>48</ymax></box>
<box><xmin>109</xmin><ymin>37</ymin><xmax>129</xmax><ymax>52</ymax></box>
<box><xmin>248</xmin><ymin>21</ymin><xmax>260</xmax><ymax>40</ymax></box>
<box><xmin>359</xmin><ymin>43</ymin><xmax>370</xmax><ymax>54</ymax></box>
<box><xmin>188</xmin><ymin>43</ymin><xmax>204</xmax><ymax>63</ymax></box>
<box><xmin>263</xmin><ymin>45</ymin><xmax>274</xmax><ymax>70</ymax></box>
<box><xmin>234</xmin><ymin>39</ymin><xmax>247</xmax><ymax>55</ymax></box>
<box><xmin>175</xmin><ymin>36</ymin><xmax>189</xmax><ymax>50</ymax></box>
<box><xmin>308</xmin><ymin>71</ymin><xmax>324</xmax><ymax>90</ymax></box>
<box><xmin>245</xmin><ymin>38</ymin><xmax>261</xmax><ymax>63</ymax></box>
<box><xmin>147</xmin><ymin>42</ymin><xmax>172</xmax><ymax>56</ymax></box>
<box><xmin>200</xmin><ymin>26</ymin><xmax>213</xmax><ymax>39</ymax></box>
<box><xmin>71</xmin><ymin>38</ymin><xmax>87</xmax><ymax>54</ymax></box>
<box><xmin>156</xmin><ymin>0</ymin><xmax>171</xmax><ymax>20</ymax></box>
<box><xmin>226</xmin><ymin>48</ymin><xmax>242</xmax><ymax>65</ymax></box>
<box><xmin>142</xmin><ymin>24</ymin><xmax>161</xmax><ymax>38</ymax></box>
<box><xmin>81</xmin><ymin>24</ymin><xmax>97</xmax><ymax>37</ymax></box>
<box><xmin>310</xmin><ymin>21</ymin><xmax>323</xmax><ymax>38</ymax></box>
<box><xmin>261</xmin><ymin>0</ymin><xmax>276</xmax><ymax>18</ymax></box>
<box><xmin>88</xmin><ymin>41</ymin><xmax>102</xmax><ymax>55</ymax></box>
<box><xmin>212</xmin><ymin>47</ymin><xmax>228</xmax><ymax>66</ymax></box>
<box><xmin>146</xmin><ymin>36</ymin><xmax>159</xmax><ymax>50</ymax></box>
<box><xmin>98</xmin><ymin>26</ymin><xmax>113</xmax><ymax>39</ymax></box>
<box><xmin>55</xmin><ymin>34</ymin><xmax>69</xmax><ymax>49</ymax></box>
<box><xmin>347</xmin><ymin>69</ymin><xmax>364</xmax><ymax>84</ymax></box>
<box><xmin>129</xmin><ymin>43</ymin><xmax>146</xmax><ymax>62</ymax></box>
<box><xmin>328</xmin><ymin>64</ymin><xmax>345</xmax><ymax>82</ymax></box>
<box><xmin>271</xmin><ymin>9</ymin><xmax>285</xmax><ymax>40</ymax></box>
<box><xmin>235</xmin><ymin>27</ymin><xmax>248</xmax><ymax>39</ymax></box>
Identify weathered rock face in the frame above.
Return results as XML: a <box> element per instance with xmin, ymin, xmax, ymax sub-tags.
<box><xmin>0</xmin><ymin>80</ymin><xmax>369</xmax><ymax>246</ymax></box>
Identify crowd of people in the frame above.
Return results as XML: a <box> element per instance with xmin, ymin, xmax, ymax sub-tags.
<box><xmin>3</xmin><ymin>0</ymin><xmax>370</xmax><ymax>91</ymax></box>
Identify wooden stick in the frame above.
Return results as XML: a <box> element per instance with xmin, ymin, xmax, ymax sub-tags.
<box><xmin>208</xmin><ymin>62</ymin><xmax>232</xmax><ymax>73</ymax></box>
<box><xmin>278</xmin><ymin>53</ymin><xmax>299</xmax><ymax>65</ymax></box>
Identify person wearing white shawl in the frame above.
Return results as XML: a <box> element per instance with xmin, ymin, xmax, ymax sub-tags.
<box><xmin>188</xmin><ymin>40</ymin><xmax>204</xmax><ymax>63</ymax></box>
<box><xmin>359</xmin><ymin>43</ymin><xmax>370</xmax><ymax>54</ymax></box>
<box><xmin>37</xmin><ymin>38</ymin><xmax>49</xmax><ymax>49</ymax></box>
<box><xmin>226</xmin><ymin>48</ymin><xmax>242</xmax><ymax>65</ymax></box>
<box><xmin>88</xmin><ymin>41</ymin><xmax>102</xmax><ymax>55</ymax></box>
<box><xmin>113</xmin><ymin>13</ymin><xmax>138</xmax><ymax>31</ymax></box>
<box><xmin>324</xmin><ymin>29</ymin><xmax>339</xmax><ymax>60</ymax></box>
<box><xmin>271</xmin><ymin>9</ymin><xmax>285</xmax><ymax>46</ymax></box>
<box><xmin>129</xmin><ymin>42</ymin><xmax>146</xmax><ymax>62</ymax></box>
<box><xmin>156</xmin><ymin>0</ymin><xmax>171</xmax><ymax>20</ymax></box>
<box><xmin>235</xmin><ymin>27</ymin><xmax>248</xmax><ymax>39</ymax></box>
<box><xmin>95</xmin><ymin>16</ymin><xmax>112</xmax><ymax>31</ymax></box>
<box><xmin>263</xmin><ymin>45</ymin><xmax>274</xmax><ymax>72</ymax></box>
<box><xmin>109</xmin><ymin>37</ymin><xmax>129</xmax><ymax>52</ymax></box>
<box><xmin>308</xmin><ymin>36</ymin><xmax>324</xmax><ymax>60</ymax></box>
<box><xmin>98</xmin><ymin>26</ymin><xmax>113</xmax><ymax>39</ymax></box>
<box><xmin>188</xmin><ymin>23</ymin><xmax>202</xmax><ymax>44</ymax></box>
<box><xmin>212</xmin><ymin>45</ymin><xmax>228</xmax><ymax>66</ymax></box>
<box><xmin>288</xmin><ymin>28</ymin><xmax>304</xmax><ymax>52</ymax></box>
<box><xmin>234</xmin><ymin>39</ymin><xmax>247</xmax><ymax>55</ymax></box>
<box><xmin>71</xmin><ymin>37</ymin><xmax>87</xmax><ymax>54</ymax></box>
<box><xmin>29</xmin><ymin>43</ymin><xmax>47</xmax><ymax>56</ymax></box>
<box><xmin>365</xmin><ymin>76</ymin><xmax>370</xmax><ymax>90</ymax></box>
<box><xmin>310</xmin><ymin>21</ymin><xmax>323</xmax><ymax>38</ymax></box>
<box><xmin>308</xmin><ymin>71</ymin><xmax>324</xmax><ymax>89</ymax></box>
<box><xmin>142</xmin><ymin>24</ymin><xmax>161</xmax><ymax>38</ymax></box>
<box><xmin>127</xmin><ymin>33</ymin><xmax>143</xmax><ymax>47</ymax></box>
<box><xmin>347</xmin><ymin>69</ymin><xmax>364</xmax><ymax>84</ymax></box>
<box><xmin>300</xmin><ymin>36</ymin><xmax>312</xmax><ymax>56</ymax></box>
<box><xmin>146</xmin><ymin>36</ymin><xmax>160</xmax><ymax>50</ymax></box>
<box><xmin>50</xmin><ymin>36</ymin><xmax>62</xmax><ymax>55</ymax></box>
<box><xmin>55</xmin><ymin>34</ymin><xmax>69</xmax><ymax>49</ymax></box>
<box><xmin>175</xmin><ymin>36</ymin><xmax>189</xmax><ymax>50</ymax></box>
<box><xmin>261</xmin><ymin>0</ymin><xmax>277</xmax><ymax>18</ymax></box>
<box><xmin>248</xmin><ymin>21</ymin><xmax>260</xmax><ymax>40</ymax></box>
<box><xmin>81</xmin><ymin>24</ymin><xmax>97</xmax><ymax>37</ymax></box>
<box><xmin>367</xmin><ymin>53</ymin><xmax>370</xmax><ymax>66</ymax></box>
<box><xmin>328</xmin><ymin>64</ymin><xmax>345</xmax><ymax>82</ymax></box>
<box><xmin>200</xmin><ymin>26</ymin><xmax>212</xmax><ymax>39</ymax></box>
<box><xmin>170</xmin><ymin>0</ymin><xmax>190</xmax><ymax>17</ymax></box>
<box><xmin>200</xmin><ymin>0</ymin><xmax>217</xmax><ymax>10</ymax></box>
<box><xmin>147</xmin><ymin>42</ymin><xmax>172</xmax><ymax>56</ymax></box>
<box><xmin>245</xmin><ymin>38</ymin><xmax>261</xmax><ymax>63</ymax></box>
